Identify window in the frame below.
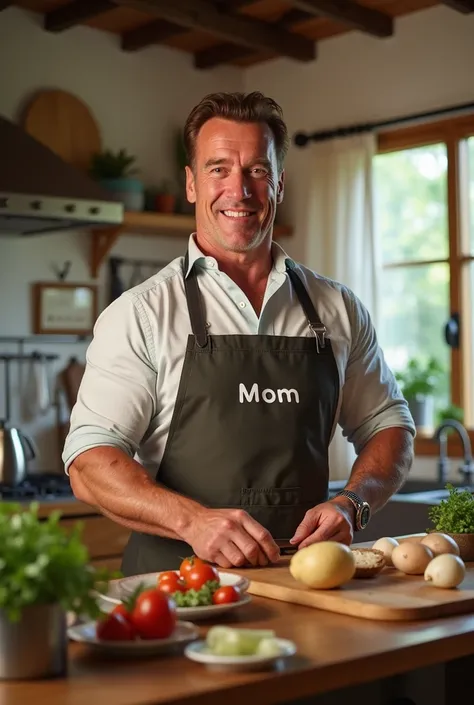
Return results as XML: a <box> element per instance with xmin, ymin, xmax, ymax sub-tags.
<box><xmin>374</xmin><ymin>115</ymin><xmax>474</xmax><ymax>456</ymax></box>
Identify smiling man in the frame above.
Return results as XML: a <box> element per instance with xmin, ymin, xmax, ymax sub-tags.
<box><xmin>63</xmin><ymin>92</ymin><xmax>415</xmax><ymax>576</ymax></box>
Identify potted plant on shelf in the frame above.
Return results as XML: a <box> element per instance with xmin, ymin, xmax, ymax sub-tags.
<box><xmin>90</xmin><ymin>148</ymin><xmax>144</xmax><ymax>212</ymax></box>
<box><xmin>395</xmin><ymin>357</ymin><xmax>445</xmax><ymax>430</ymax></box>
<box><xmin>154</xmin><ymin>179</ymin><xmax>177</xmax><ymax>214</ymax></box>
<box><xmin>0</xmin><ymin>502</ymin><xmax>117</xmax><ymax>680</ymax></box>
<box><xmin>428</xmin><ymin>484</ymin><xmax>474</xmax><ymax>561</ymax></box>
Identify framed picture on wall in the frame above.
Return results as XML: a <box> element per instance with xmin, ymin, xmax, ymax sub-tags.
<box><xmin>32</xmin><ymin>283</ymin><xmax>98</xmax><ymax>335</ymax></box>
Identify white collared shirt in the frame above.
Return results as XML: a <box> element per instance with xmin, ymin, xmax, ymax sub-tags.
<box><xmin>62</xmin><ymin>235</ymin><xmax>415</xmax><ymax>473</ymax></box>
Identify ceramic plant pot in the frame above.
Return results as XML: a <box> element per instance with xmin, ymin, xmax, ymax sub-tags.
<box><xmin>445</xmin><ymin>533</ymin><xmax>474</xmax><ymax>562</ymax></box>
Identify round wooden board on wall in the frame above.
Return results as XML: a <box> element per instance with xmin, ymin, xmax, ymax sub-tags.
<box><xmin>22</xmin><ymin>89</ymin><xmax>102</xmax><ymax>173</ymax></box>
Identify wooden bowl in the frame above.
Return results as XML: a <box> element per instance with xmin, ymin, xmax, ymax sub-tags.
<box><xmin>445</xmin><ymin>533</ymin><xmax>474</xmax><ymax>561</ymax></box>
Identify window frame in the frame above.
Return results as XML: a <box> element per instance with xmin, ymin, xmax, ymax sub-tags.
<box><xmin>377</xmin><ymin>113</ymin><xmax>474</xmax><ymax>458</ymax></box>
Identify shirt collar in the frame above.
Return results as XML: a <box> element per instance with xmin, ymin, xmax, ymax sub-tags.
<box><xmin>185</xmin><ymin>233</ymin><xmax>294</xmax><ymax>278</ymax></box>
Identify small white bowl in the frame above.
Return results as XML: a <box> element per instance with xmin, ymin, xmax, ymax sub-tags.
<box><xmin>184</xmin><ymin>639</ymin><xmax>297</xmax><ymax>672</ymax></box>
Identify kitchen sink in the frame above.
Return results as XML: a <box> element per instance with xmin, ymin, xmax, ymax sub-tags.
<box><xmin>396</xmin><ymin>479</ymin><xmax>467</xmax><ymax>494</ymax></box>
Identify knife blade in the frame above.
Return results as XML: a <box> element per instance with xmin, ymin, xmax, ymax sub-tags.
<box><xmin>276</xmin><ymin>539</ymin><xmax>298</xmax><ymax>555</ymax></box>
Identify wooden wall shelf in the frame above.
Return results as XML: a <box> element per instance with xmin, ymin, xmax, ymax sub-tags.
<box><xmin>90</xmin><ymin>211</ymin><xmax>293</xmax><ymax>277</ymax></box>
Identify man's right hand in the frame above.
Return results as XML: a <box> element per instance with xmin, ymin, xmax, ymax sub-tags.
<box><xmin>182</xmin><ymin>508</ymin><xmax>281</xmax><ymax>568</ymax></box>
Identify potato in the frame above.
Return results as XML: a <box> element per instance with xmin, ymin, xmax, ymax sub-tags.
<box><xmin>391</xmin><ymin>542</ymin><xmax>433</xmax><ymax>575</ymax></box>
<box><xmin>289</xmin><ymin>541</ymin><xmax>355</xmax><ymax>589</ymax></box>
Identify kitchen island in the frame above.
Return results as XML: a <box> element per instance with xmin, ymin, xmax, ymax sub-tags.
<box><xmin>3</xmin><ymin>572</ymin><xmax>474</xmax><ymax>705</ymax></box>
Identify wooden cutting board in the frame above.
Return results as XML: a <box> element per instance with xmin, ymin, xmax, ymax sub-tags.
<box><xmin>22</xmin><ymin>89</ymin><xmax>101</xmax><ymax>172</ymax></box>
<box><xmin>244</xmin><ymin>557</ymin><xmax>474</xmax><ymax>621</ymax></box>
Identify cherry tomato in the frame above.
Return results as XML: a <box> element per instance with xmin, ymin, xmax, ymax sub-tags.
<box><xmin>131</xmin><ymin>589</ymin><xmax>176</xmax><ymax>640</ymax></box>
<box><xmin>179</xmin><ymin>556</ymin><xmax>202</xmax><ymax>581</ymax></box>
<box><xmin>186</xmin><ymin>562</ymin><xmax>219</xmax><ymax>590</ymax></box>
<box><xmin>112</xmin><ymin>603</ymin><xmax>134</xmax><ymax>623</ymax></box>
<box><xmin>96</xmin><ymin>613</ymin><xmax>136</xmax><ymax>641</ymax></box>
<box><xmin>212</xmin><ymin>586</ymin><xmax>241</xmax><ymax>605</ymax></box>
<box><xmin>158</xmin><ymin>571</ymin><xmax>179</xmax><ymax>584</ymax></box>
<box><xmin>158</xmin><ymin>578</ymin><xmax>187</xmax><ymax>595</ymax></box>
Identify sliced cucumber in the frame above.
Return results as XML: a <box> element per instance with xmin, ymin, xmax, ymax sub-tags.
<box><xmin>206</xmin><ymin>626</ymin><xmax>276</xmax><ymax>656</ymax></box>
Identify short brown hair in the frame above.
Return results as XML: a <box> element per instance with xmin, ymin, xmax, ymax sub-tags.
<box><xmin>184</xmin><ymin>92</ymin><xmax>289</xmax><ymax>173</ymax></box>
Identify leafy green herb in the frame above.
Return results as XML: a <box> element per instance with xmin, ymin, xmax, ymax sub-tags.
<box><xmin>0</xmin><ymin>503</ymin><xmax>120</xmax><ymax>622</ymax></box>
<box><xmin>171</xmin><ymin>580</ymin><xmax>219</xmax><ymax>608</ymax></box>
<box><xmin>428</xmin><ymin>484</ymin><xmax>474</xmax><ymax>534</ymax></box>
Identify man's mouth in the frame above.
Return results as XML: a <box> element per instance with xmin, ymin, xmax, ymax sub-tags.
<box><xmin>220</xmin><ymin>209</ymin><xmax>257</xmax><ymax>219</ymax></box>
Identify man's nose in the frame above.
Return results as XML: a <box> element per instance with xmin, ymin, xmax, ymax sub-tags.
<box><xmin>227</xmin><ymin>172</ymin><xmax>252</xmax><ymax>201</ymax></box>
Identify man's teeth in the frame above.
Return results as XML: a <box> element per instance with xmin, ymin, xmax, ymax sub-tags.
<box><xmin>222</xmin><ymin>210</ymin><xmax>253</xmax><ymax>218</ymax></box>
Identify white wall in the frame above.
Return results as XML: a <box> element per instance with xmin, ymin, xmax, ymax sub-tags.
<box><xmin>0</xmin><ymin>7</ymin><xmax>242</xmax><ymax>472</ymax></box>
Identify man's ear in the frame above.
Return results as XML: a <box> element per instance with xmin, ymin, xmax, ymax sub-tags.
<box><xmin>277</xmin><ymin>169</ymin><xmax>285</xmax><ymax>204</ymax></box>
<box><xmin>185</xmin><ymin>166</ymin><xmax>196</xmax><ymax>204</ymax></box>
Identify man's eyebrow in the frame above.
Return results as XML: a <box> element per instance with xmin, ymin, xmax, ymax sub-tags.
<box><xmin>204</xmin><ymin>158</ymin><xmax>230</xmax><ymax>169</ymax></box>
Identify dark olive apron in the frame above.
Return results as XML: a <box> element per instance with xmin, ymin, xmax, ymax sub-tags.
<box><xmin>121</xmin><ymin>254</ymin><xmax>340</xmax><ymax>575</ymax></box>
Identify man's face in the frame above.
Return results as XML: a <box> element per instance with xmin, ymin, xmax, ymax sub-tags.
<box><xmin>185</xmin><ymin>118</ymin><xmax>285</xmax><ymax>254</ymax></box>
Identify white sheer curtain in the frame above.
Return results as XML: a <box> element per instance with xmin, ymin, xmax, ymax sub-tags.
<box><xmin>302</xmin><ymin>133</ymin><xmax>379</xmax><ymax>480</ymax></box>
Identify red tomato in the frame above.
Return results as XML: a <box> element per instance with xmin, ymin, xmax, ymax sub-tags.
<box><xmin>112</xmin><ymin>603</ymin><xmax>133</xmax><ymax>623</ymax></box>
<box><xmin>179</xmin><ymin>556</ymin><xmax>201</xmax><ymax>581</ymax></box>
<box><xmin>158</xmin><ymin>578</ymin><xmax>187</xmax><ymax>595</ymax></box>
<box><xmin>212</xmin><ymin>586</ymin><xmax>241</xmax><ymax>605</ymax></box>
<box><xmin>186</xmin><ymin>562</ymin><xmax>219</xmax><ymax>590</ymax></box>
<box><xmin>158</xmin><ymin>571</ymin><xmax>179</xmax><ymax>584</ymax></box>
<box><xmin>96</xmin><ymin>613</ymin><xmax>136</xmax><ymax>641</ymax></box>
<box><xmin>131</xmin><ymin>589</ymin><xmax>176</xmax><ymax>640</ymax></box>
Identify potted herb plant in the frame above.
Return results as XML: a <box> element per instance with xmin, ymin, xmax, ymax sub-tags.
<box><xmin>90</xmin><ymin>148</ymin><xmax>144</xmax><ymax>212</ymax></box>
<box><xmin>428</xmin><ymin>485</ymin><xmax>474</xmax><ymax>561</ymax></box>
<box><xmin>395</xmin><ymin>357</ymin><xmax>445</xmax><ymax>430</ymax></box>
<box><xmin>0</xmin><ymin>503</ymin><xmax>117</xmax><ymax>680</ymax></box>
<box><xmin>154</xmin><ymin>179</ymin><xmax>176</xmax><ymax>214</ymax></box>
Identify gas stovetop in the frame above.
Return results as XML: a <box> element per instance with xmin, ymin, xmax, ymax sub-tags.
<box><xmin>0</xmin><ymin>473</ymin><xmax>74</xmax><ymax>500</ymax></box>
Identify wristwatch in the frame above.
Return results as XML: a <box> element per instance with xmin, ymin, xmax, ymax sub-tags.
<box><xmin>335</xmin><ymin>490</ymin><xmax>371</xmax><ymax>531</ymax></box>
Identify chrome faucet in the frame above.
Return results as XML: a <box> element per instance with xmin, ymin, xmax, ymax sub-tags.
<box><xmin>433</xmin><ymin>419</ymin><xmax>474</xmax><ymax>486</ymax></box>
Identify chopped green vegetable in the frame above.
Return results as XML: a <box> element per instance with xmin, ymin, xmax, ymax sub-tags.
<box><xmin>171</xmin><ymin>580</ymin><xmax>219</xmax><ymax>607</ymax></box>
<box><xmin>206</xmin><ymin>626</ymin><xmax>276</xmax><ymax>656</ymax></box>
<box><xmin>0</xmin><ymin>502</ymin><xmax>120</xmax><ymax>622</ymax></box>
<box><xmin>428</xmin><ymin>484</ymin><xmax>474</xmax><ymax>534</ymax></box>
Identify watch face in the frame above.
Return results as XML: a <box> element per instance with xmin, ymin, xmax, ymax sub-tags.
<box><xmin>360</xmin><ymin>504</ymin><xmax>371</xmax><ymax>528</ymax></box>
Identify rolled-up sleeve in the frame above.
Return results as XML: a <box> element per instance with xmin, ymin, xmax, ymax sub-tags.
<box><xmin>62</xmin><ymin>293</ymin><xmax>157</xmax><ymax>472</ymax></box>
<box><xmin>338</xmin><ymin>288</ymin><xmax>416</xmax><ymax>454</ymax></box>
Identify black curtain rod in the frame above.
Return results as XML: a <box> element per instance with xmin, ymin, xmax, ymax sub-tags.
<box><xmin>293</xmin><ymin>100</ymin><xmax>474</xmax><ymax>147</ymax></box>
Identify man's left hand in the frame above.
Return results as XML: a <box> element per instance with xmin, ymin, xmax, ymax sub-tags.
<box><xmin>290</xmin><ymin>499</ymin><xmax>354</xmax><ymax>550</ymax></box>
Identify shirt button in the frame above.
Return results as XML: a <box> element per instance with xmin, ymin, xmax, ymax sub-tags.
<box><xmin>239</xmin><ymin>301</ymin><xmax>246</xmax><ymax>309</ymax></box>
<box><xmin>206</xmin><ymin>258</ymin><xmax>215</xmax><ymax>268</ymax></box>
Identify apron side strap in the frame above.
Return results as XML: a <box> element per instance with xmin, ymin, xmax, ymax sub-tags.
<box><xmin>286</xmin><ymin>264</ymin><xmax>327</xmax><ymax>352</ymax></box>
<box><xmin>183</xmin><ymin>252</ymin><xmax>208</xmax><ymax>348</ymax></box>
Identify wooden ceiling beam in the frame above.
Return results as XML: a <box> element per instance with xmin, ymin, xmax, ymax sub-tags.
<box><xmin>112</xmin><ymin>0</ymin><xmax>316</xmax><ymax>62</ymax></box>
<box><xmin>288</xmin><ymin>0</ymin><xmax>393</xmax><ymax>38</ymax></box>
<box><xmin>440</xmin><ymin>0</ymin><xmax>474</xmax><ymax>12</ymax></box>
<box><xmin>122</xmin><ymin>20</ymin><xmax>185</xmax><ymax>50</ymax></box>
<box><xmin>44</xmin><ymin>0</ymin><xmax>116</xmax><ymax>32</ymax></box>
<box><xmin>121</xmin><ymin>0</ymin><xmax>258</xmax><ymax>52</ymax></box>
<box><xmin>194</xmin><ymin>8</ymin><xmax>312</xmax><ymax>69</ymax></box>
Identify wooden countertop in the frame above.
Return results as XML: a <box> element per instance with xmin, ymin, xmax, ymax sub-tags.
<box><xmin>22</xmin><ymin>499</ymin><xmax>98</xmax><ymax>518</ymax></box>
<box><xmin>4</xmin><ymin>584</ymin><xmax>474</xmax><ymax>705</ymax></box>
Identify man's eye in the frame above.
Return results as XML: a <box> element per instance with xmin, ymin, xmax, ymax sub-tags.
<box><xmin>252</xmin><ymin>168</ymin><xmax>267</xmax><ymax>176</ymax></box>
<box><xmin>211</xmin><ymin>167</ymin><xmax>223</xmax><ymax>174</ymax></box>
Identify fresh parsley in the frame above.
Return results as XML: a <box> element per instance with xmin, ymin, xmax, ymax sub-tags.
<box><xmin>0</xmin><ymin>503</ymin><xmax>120</xmax><ymax>621</ymax></box>
<box><xmin>428</xmin><ymin>484</ymin><xmax>474</xmax><ymax>534</ymax></box>
<box><xmin>171</xmin><ymin>580</ymin><xmax>220</xmax><ymax>607</ymax></box>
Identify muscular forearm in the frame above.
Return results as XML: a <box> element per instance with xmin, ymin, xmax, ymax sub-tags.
<box><xmin>69</xmin><ymin>446</ymin><xmax>204</xmax><ymax>540</ymax></box>
<box><xmin>342</xmin><ymin>427</ymin><xmax>414</xmax><ymax>513</ymax></box>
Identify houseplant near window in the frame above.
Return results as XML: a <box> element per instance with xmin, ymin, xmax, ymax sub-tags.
<box><xmin>428</xmin><ymin>485</ymin><xmax>474</xmax><ymax>561</ymax></box>
<box><xmin>395</xmin><ymin>357</ymin><xmax>445</xmax><ymax>430</ymax></box>
<box><xmin>0</xmin><ymin>503</ymin><xmax>117</xmax><ymax>680</ymax></box>
<box><xmin>90</xmin><ymin>148</ymin><xmax>144</xmax><ymax>211</ymax></box>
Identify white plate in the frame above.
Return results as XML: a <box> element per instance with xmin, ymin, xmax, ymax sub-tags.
<box><xmin>184</xmin><ymin>639</ymin><xmax>297</xmax><ymax>672</ymax></box>
<box><xmin>68</xmin><ymin>620</ymin><xmax>199</xmax><ymax>656</ymax></box>
<box><xmin>98</xmin><ymin>571</ymin><xmax>251</xmax><ymax>621</ymax></box>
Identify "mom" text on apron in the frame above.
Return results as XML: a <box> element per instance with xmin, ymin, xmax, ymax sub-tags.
<box><xmin>239</xmin><ymin>383</ymin><xmax>300</xmax><ymax>404</ymax></box>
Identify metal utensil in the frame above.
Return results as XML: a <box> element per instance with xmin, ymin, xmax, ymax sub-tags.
<box><xmin>276</xmin><ymin>539</ymin><xmax>298</xmax><ymax>555</ymax></box>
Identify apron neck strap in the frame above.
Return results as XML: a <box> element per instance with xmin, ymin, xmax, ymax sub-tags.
<box><xmin>183</xmin><ymin>252</ymin><xmax>208</xmax><ymax>348</ymax></box>
<box><xmin>183</xmin><ymin>253</ymin><xmax>327</xmax><ymax>352</ymax></box>
<box><xmin>286</xmin><ymin>263</ymin><xmax>327</xmax><ymax>352</ymax></box>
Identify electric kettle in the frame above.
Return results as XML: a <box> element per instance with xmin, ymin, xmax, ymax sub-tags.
<box><xmin>0</xmin><ymin>421</ymin><xmax>37</xmax><ymax>486</ymax></box>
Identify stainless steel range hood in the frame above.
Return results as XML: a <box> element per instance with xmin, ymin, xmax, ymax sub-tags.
<box><xmin>0</xmin><ymin>115</ymin><xmax>123</xmax><ymax>235</ymax></box>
